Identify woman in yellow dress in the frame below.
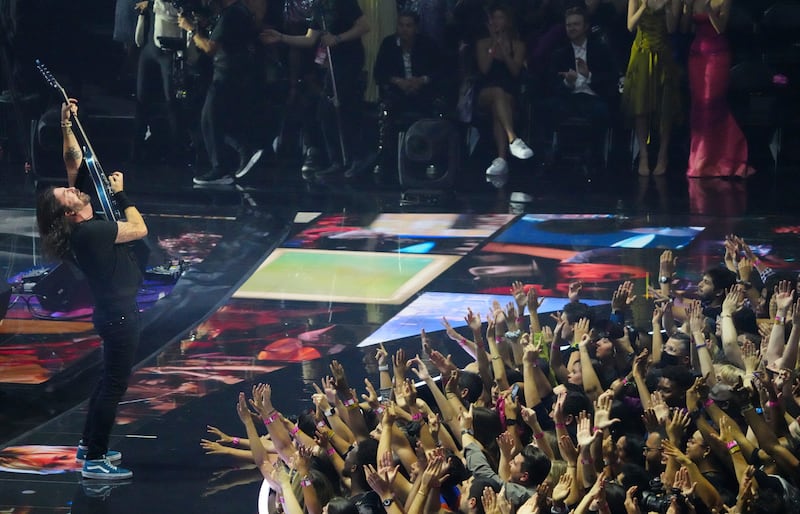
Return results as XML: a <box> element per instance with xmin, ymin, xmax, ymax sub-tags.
<box><xmin>622</xmin><ymin>0</ymin><xmax>682</xmax><ymax>176</ymax></box>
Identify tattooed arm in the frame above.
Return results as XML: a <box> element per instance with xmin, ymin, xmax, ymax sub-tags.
<box><xmin>61</xmin><ymin>99</ymin><xmax>83</xmax><ymax>186</ymax></box>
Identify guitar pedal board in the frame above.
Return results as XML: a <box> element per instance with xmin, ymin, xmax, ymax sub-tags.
<box><xmin>145</xmin><ymin>260</ymin><xmax>187</xmax><ymax>283</ymax></box>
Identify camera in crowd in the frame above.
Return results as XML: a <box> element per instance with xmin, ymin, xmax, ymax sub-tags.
<box><xmin>639</xmin><ymin>477</ymin><xmax>686</xmax><ymax>514</ymax></box>
<box><xmin>170</xmin><ymin>0</ymin><xmax>210</xmax><ymax>18</ymax></box>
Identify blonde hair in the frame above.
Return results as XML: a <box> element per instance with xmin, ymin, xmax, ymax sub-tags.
<box><xmin>713</xmin><ymin>363</ymin><xmax>745</xmax><ymax>386</ymax></box>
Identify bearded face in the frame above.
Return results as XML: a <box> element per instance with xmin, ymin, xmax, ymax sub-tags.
<box><xmin>53</xmin><ymin>187</ymin><xmax>91</xmax><ymax>214</ymax></box>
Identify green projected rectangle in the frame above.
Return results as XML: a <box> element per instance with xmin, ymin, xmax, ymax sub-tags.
<box><xmin>234</xmin><ymin>249</ymin><xmax>460</xmax><ymax>305</ymax></box>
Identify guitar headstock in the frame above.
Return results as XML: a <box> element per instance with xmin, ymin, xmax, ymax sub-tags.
<box><xmin>35</xmin><ymin>60</ymin><xmax>69</xmax><ymax>103</ymax></box>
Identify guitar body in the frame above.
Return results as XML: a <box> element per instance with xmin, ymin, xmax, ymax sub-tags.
<box><xmin>83</xmin><ymin>147</ymin><xmax>151</xmax><ymax>272</ymax></box>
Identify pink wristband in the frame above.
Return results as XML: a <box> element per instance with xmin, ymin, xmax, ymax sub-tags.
<box><xmin>533</xmin><ymin>432</ymin><xmax>545</xmax><ymax>440</ymax></box>
<box><xmin>766</xmin><ymin>400</ymin><xmax>779</xmax><ymax>408</ymax></box>
<box><xmin>459</xmin><ymin>337</ymin><xmax>467</xmax><ymax>345</ymax></box>
<box><xmin>703</xmin><ymin>398</ymin><xmax>714</xmax><ymax>408</ymax></box>
<box><xmin>593</xmin><ymin>426</ymin><xmax>601</xmax><ymax>434</ymax></box>
<box><xmin>290</xmin><ymin>425</ymin><xmax>300</xmax><ymax>436</ymax></box>
<box><xmin>316</xmin><ymin>420</ymin><xmax>327</xmax><ymax>429</ymax></box>
<box><xmin>725</xmin><ymin>440</ymin><xmax>739</xmax><ymax>450</ymax></box>
<box><xmin>232</xmin><ymin>437</ymin><xmax>240</xmax><ymax>446</ymax></box>
<box><xmin>263</xmin><ymin>411</ymin><xmax>280</xmax><ymax>426</ymax></box>
<box><xmin>327</xmin><ymin>447</ymin><xmax>336</xmax><ymax>456</ymax></box>
<box><xmin>411</xmin><ymin>412</ymin><xmax>423</xmax><ymax>421</ymax></box>
<box><xmin>556</xmin><ymin>422</ymin><xmax>566</xmax><ymax>430</ymax></box>
<box><xmin>343</xmin><ymin>398</ymin><xmax>356</xmax><ymax>407</ymax></box>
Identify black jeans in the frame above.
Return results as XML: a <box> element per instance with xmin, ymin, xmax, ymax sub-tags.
<box><xmin>201</xmin><ymin>78</ymin><xmax>255</xmax><ymax>175</ymax></box>
<box><xmin>318</xmin><ymin>60</ymin><xmax>364</xmax><ymax>167</ymax></box>
<box><xmin>134</xmin><ymin>43</ymin><xmax>180</xmax><ymax>152</ymax></box>
<box><xmin>82</xmin><ymin>306</ymin><xmax>140</xmax><ymax>460</ymax></box>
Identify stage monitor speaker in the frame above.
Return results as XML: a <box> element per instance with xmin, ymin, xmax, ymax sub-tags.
<box><xmin>0</xmin><ymin>282</ymin><xmax>10</xmax><ymax>321</ymax></box>
<box><xmin>32</xmin><ymin>262</ymin><xmax>93</xmax><ymax>312</ymax></box>
<box><xmin>398</xmin><ymin>118</ymin><xmax>460</xmax><ymax>189</ymax></box>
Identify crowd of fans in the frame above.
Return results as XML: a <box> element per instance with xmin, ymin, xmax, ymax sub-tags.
<box><xmin>199</xmin><ymin>235</ymin><xmax>800</xmax><ymax>514</ymax></box>
<box><xmin>112</xmin><ymin>0</ymin><xmax>786</xmax><ymax>185</ymax></box>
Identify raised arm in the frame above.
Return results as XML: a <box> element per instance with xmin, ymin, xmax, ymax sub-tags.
<box><xmin>765</xmin><ymin>281</ymin><xmax>794</xmax><ymax>367</ymax></box>
<box><xmin>61</xmin><ymin>99</ymin><xmax>82</xmax><ymax>185</ymax></box>
<box><xmin>578</xmin><ymin>332</ymin><xmax>603</xmax><ymax>401</ymax></box>
<box><xmin>651</xmin><ymin>303</ymin><xmax>667</xmax><ymax>365</ymax></box>
<box><xmin>720</xmin><ymin>289</ymin><xmax>745</xmax><ymax>368</ymax></box>
<box><xmin>108</xmin><ymin>172</ymin><xmax>148</xmax><ymax>243</ymax></box>
<box><xmin>409</xmin><ymin>352</ymin><xmax>459</xmax><ymax>435</ymax></box>
<box><xmin>773</xmin><ymin>296</ymin><xmax>800</xmax><ymax>370</ymax></box>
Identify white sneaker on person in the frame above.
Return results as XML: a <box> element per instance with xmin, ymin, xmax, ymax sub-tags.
<box><xmin>485</xmin><ymin>157</ymin><xmax>509</xmax><ymax>177</ymax></box>
<box><xmin>509</xmin><ymin>138</ymin><xmax>534</xmax><ymax>159</ymax></box>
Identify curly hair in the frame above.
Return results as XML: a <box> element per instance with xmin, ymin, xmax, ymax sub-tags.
<box><xmin>36</xmin><ymin>187</ymin><xmax>72</xmax><ymax>260</ymax></box>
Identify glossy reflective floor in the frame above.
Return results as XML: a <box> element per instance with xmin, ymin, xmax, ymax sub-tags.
<box><xmin>1</xmin><ymin>105</ymin><xmax>800</xmax><ymax>514</ymax></box>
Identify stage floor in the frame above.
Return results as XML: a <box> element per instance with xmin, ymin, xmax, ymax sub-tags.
<box><xmin>1</xmin><ymin>149</ymin><xmax>800</xmax><ymax>513</ymax></box>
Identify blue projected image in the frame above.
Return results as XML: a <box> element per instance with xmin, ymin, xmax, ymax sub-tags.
<box><xmin>496</xmin><ymin>215</ymin><xmax>704</xmax><ymax>249</ymax></box>
<box><xmin>357</xmin><ymin>292</ymin><xmax>609</xmax><ymax>347</ymax></box>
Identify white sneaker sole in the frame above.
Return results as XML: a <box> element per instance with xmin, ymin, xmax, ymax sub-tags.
<box><xmin>82</xmin><ymin>468</ymin><xmax>133</xmax><ymax>480</ymax></box>
<box><xmin>193</xmin><ymin>176</ymin><xmax>234</xmax><ymax>185</ymax></box>
<box><xmin>235</xmin><ymin>150</ymin><xmax>264</xmax><ymax>178</ymax></box>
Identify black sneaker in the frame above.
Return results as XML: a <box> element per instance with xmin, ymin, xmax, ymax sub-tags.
<box><xmin>193</xmin><ymin>171</ymin><xmax>234</xmax><ymax>185</ymax></box>
<box><xmin>301</xmin><ymin>149</ymin><xmax>323</xmax><ymax>176</ymax></box>
<box><xmin>235</xmin><ymin>149</ymin><xmax>264</xmax><ymax>179</ymax></box>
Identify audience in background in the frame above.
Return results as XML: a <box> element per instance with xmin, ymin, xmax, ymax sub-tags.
<box><xmin>8</xmin><ymin>0</ymin><xmax>786</xmax><ymax>185</ymax></box>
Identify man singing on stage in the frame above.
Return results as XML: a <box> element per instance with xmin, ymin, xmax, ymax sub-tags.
<box><xmin>35</xmin><ymin>99</ymin><xmax>148</xmax><ymax>480</ymax></box>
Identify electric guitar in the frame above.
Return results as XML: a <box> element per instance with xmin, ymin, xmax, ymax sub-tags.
<box><xmin>36</xmin><ymin>60</ymin><xmax>150</xmax><ymax>271</ymax></box>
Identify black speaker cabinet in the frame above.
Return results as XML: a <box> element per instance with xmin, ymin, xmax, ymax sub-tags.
<box><xmin>398</xmin><ymin>118</ymin><xmax>460</xmax><ymax>189</ymax></box>
<box><xmin>32</xmin><ymin>262</ymin><xmax>93</xmax><ymax>312</ymax></box>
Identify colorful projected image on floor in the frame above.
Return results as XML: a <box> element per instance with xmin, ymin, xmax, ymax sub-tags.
<box><xmin>0</xmin><ymin>335</ymin><xmax>101</xmax><ymax>385</ymax></box>
<box><xmin>0</xmin><ymin>445</ymin><xmax>81</xmax><ymax>475</ymax></box>
<box><xmin>234</xmin><ymin>249</ymin><xmax>460</xmax><ymax>304</ymax></box>
<box><xmin>495</xmin><ymin>214</ymin><xmax>704</xmax><ymax>249</ymax></box>
<box><xmin>358</xmin><ymin>291</ymin><xmax>610</xmax><ymax>347</ymax></box>
<box><xmin>283</xmin><ymin>213</ymin><xmax>515</xmax><ymax>255</ymax></box>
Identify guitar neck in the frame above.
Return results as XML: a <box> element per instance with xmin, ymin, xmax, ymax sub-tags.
<box><xmin>55</xmin><ymin>90</ymin><xmax>120</xmax><ymax>221</ymax></box>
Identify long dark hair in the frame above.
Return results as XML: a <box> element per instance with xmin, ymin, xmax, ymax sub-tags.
<box><xmin>36</xmin><ymin>186</ymin><xmax>72</xmax><ymax>260</ymax></box>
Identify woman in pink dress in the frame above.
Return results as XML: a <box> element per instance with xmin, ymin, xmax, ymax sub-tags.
<box><xmin>683</xmin><ymin>0</ymin><xmax>754</xmax><ymax>178</ymax></box>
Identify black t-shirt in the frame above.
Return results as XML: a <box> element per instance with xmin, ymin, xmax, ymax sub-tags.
<box><xmin>310</xmin><ymin>0</ymin><xmax>364</xmax><ymax>68</ymax></box>
<box><xmin>210</xmin><ymin>0</ymin><xmax>257</xmax><ymax>80</ymax></box>
<box><xmin>69</xmin><ymin>218</ymin><xmax>142</xmax><ymax>312</ymax></box>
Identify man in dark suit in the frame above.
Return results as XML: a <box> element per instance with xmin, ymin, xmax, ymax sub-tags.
<box><xmin>374</xmin><ymin>10</ymin><xmax>441</xmax><ymax>115</ymax></box>
<box><xmin>543</xmin><ymin>6</ymin><xmax>619</xmax><ymax>167</ymax></box>
<box><xmin>373</xmin><ymin>10</ymin><xmax>443</xmax><ymax>173</ymax></box>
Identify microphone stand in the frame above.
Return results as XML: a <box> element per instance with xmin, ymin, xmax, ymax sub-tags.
<box><xmin>318</xmin><ymin>11</ymin><xmax>348</xmax><ymax>166</ymax></box>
